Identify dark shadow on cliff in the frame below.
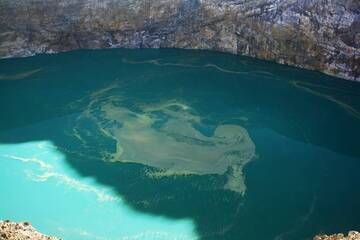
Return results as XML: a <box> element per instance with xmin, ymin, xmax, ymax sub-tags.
<box><xmin>1</xmin><ymin>48</ymin><xmax>360</xmax><ymax>239</ymax></box>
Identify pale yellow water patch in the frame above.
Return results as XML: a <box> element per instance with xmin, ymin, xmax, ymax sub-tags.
<box><xmin>144</xmin><ymin>168</ymin><xmax>195</xmax><ymax>178</ymax></box>
<box><xmin>0</xmin><ymin>68</ymin><xmax>42</xmax><ymax>80</ymax></box>
<box><xmin>70</xmin><ymin>85</ymin><xmax>256</xmax><ymax>194</ymax></box>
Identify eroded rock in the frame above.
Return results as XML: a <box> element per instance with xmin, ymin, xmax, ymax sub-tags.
<box><xmin>0</xmin><ymin>0</ymin><xmax>359</xmax><ymax>80</ymax></box>
<box><xmin>0</xmin><ymin>220</ymin><xmax>59</xmax><ymax>240</ymax></box>
<box><xmin>314</xmin><ymin>231</ymin><xmax>360</xmax><ymax>240</ymax></box>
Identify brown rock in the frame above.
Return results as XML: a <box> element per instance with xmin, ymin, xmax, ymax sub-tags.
<box><xmin>314</xmin><ymin>231</ymin><xmax>360</xmax><ymax>240</ymax></box>
<box><xmin>0</xmin><ymin>220</ymin><xmax>59</xmax><ymax>240</ymax></box>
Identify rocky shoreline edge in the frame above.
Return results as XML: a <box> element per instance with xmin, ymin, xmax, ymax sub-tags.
<box><xmin>0</xmin><ymin>220</ymin><xmax>59</xmax><ymax>240</ymax></box>
<box><xmin>1</xmin><ymin>220</ymin><xmax>359</xmax><ymax>240</ymax></box>
<box><xmin>314</xmin><ymin>231</ymin><xmax>360</xmax><ymax>240</ymax></box>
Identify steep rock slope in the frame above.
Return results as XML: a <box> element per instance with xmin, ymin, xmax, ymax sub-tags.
<box><xmin>0</xmin><ymin>0</ymin><xmax>359</xmax><ymax>80</ymax></box>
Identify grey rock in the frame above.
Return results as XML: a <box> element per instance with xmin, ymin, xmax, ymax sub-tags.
<box><xmin>0</xmin><ymin>0</ymin><xmax>359</xmax><ymax>80</ymax></box>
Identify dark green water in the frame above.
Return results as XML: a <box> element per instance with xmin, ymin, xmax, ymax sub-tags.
<box><xmin>0</xmin><ymin>48</ymin><xmax>360</xmax><ymax>240</ymax></box>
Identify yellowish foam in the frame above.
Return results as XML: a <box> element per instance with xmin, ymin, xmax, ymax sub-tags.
<box><xmin>70</xmin><ymin>85</ymin><xmax>256</xmax><ymax>194</ymax></box>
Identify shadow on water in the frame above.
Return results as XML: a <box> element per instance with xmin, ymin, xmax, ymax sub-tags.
<box><xmin>0</xmin><ymin>48</ymin><xmax>360</xmax><ymax>239</ymax></box>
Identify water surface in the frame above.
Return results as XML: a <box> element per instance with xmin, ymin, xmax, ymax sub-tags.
<box><xmin>0</xmin><ymin>49</ymin><xmax>359</xmax><ymax>240</ymax></box>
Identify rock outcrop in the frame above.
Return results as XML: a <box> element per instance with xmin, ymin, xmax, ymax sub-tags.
<box><xmin>0</xmin><ymin>0</ymin><xmax>359</xmax><ymax>81</ymax></box>
<box><xmin>0</xmin><ymin>220</ymin><xmax>359</xmax><ymax>240</ymax></box>
<box><xmin>0</xmin><ymin>220</ymin><xmax>58</xmax><ymax>240</ymax></box>
<box><xmin>314</xmin><ymin>231</ymin><xmax>360</xmax><ymax>240</ymax></box>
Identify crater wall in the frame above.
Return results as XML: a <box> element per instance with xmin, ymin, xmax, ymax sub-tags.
<box><xmin>0</xmin><ymin>0</ymin><xmax>359</xmax><ymax>80</ymax></box>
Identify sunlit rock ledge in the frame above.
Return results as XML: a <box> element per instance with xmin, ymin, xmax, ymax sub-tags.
<box><xmin>314</xmin><ymin>231</ymin><xmax>360</xmax><ymax>240</ymax></box>
<box><xmin>1</xmin><ymin>220</ymin><xmax>359</xmax><ymax>240</ymax></box>
<box><xmin>0</xmin><ymin>220</ymin><xmax>59</xmax><ymax>240</ymax></box>
<box><xmin>0</xmin><ymin>0</ymin><xmax>359</xmax><ymax>81</ymax></box>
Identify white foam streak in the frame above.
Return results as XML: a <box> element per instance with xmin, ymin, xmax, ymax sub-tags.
<box><xmin>2</xmin><ymin>150</ymin><xmax>120</xmax><ymax>203</ymax></box>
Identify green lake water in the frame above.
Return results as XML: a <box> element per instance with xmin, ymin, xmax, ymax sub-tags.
<box><xmin>0</xmin><ymin>48</ymin><xmax>359</xmax><ymax>240</ymax></box>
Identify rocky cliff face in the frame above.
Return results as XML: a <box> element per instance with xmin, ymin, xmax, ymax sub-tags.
<box><xmin>0</xmin><ymin>0</ymin><xmax>359</xmax><ymax>80</ymax></box>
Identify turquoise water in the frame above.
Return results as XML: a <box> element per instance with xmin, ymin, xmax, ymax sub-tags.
<box><xmin>0</xmin><ymin>49</ymin><xmax>359</xmax><ymax>240</ymax></box>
